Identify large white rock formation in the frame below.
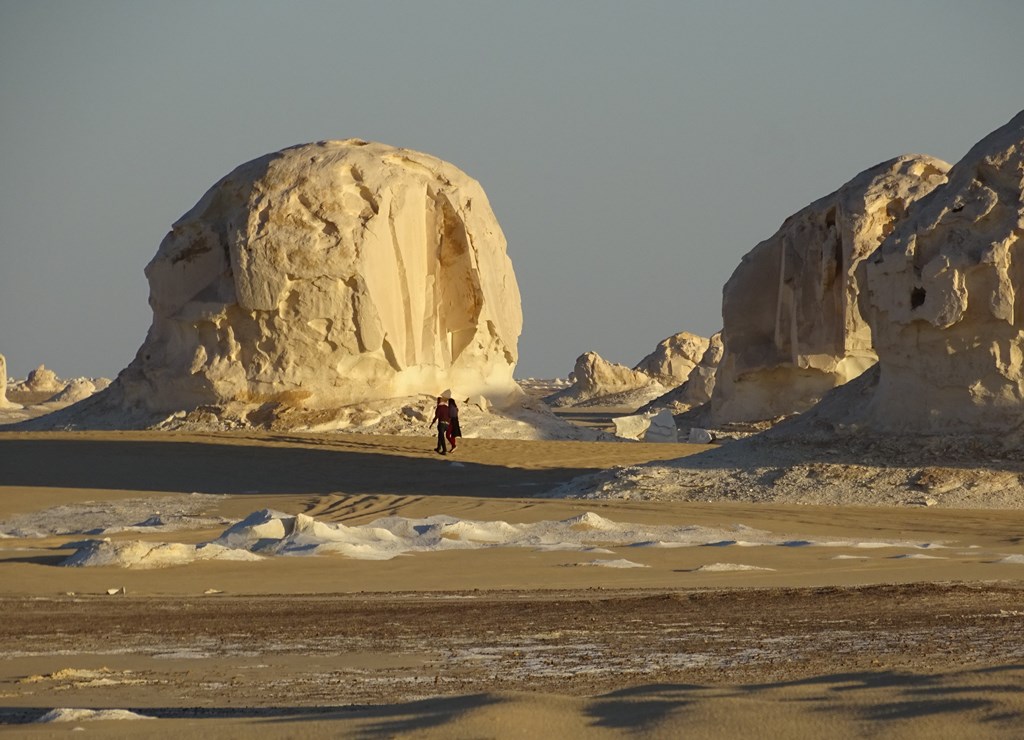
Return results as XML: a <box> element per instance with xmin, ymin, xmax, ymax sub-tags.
<box><xmin>72</xmin><ymin>140</ymin><xmax>523</xmax><ymax>424</ymax></box>
<box><xmin>711</xmin><ymin>155</ymin><xmax>950</xmax><ymax>424</ymax></box>
<box><xmin>851</xmin><ymin>109</ymin><xmax>1024</xmax><ymax>434</ymax></box>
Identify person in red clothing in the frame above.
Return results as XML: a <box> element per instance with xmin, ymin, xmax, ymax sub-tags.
<box><xmin>429</xmin><ymin>397</ymin><xmax>450</xmax><ymax>454</ymax></box>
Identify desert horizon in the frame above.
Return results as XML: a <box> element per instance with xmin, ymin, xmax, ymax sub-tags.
<box><xmin>3</xmin><ymin>10</ymin><xmax>1024</xmax><ymax>734</ymax></box>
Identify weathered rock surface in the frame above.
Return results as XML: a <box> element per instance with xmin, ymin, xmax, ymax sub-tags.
<box><xmin>0</xmin><ymin>355</ymin><xmax>20</xmax><ymax>409</ymax></box>
<box><xmin>633</xmin><ymin>331</ymin><xmax>709</xmax><ymax>385</ymax></box>
<box><xmin>644</xmin><ymin>409</ymin><xmax>679</xmax><ymax>443</ymax></box>
<box><xmin>612</xmin><ymin>409</ymin><xmax>678</xmax><ymax>442</ymax></box>
<box><xmin>47</xmin><ymin>378</ymin><xmax>97</xmax><ymax>404</ymax></box>
<box><xmin>22</xmin><ymin>364</ymin><xmax>64</xmax><ymax>394</ymax></box>
<box><xmin>545</xmin><ymin>352</ymin><xmax>664</xmax><ymax>408</ymax></box>
<box><xmin>612</xmin><ymin>413</ymin><xmax>651</xmax><ymax>441</ymax></box>
<box><xmin>641</xmin><ymin>332</ymin><xmax>723</xmax><ymax>413</ymax></box>
<box><xmin>711</xmin><ymin>155</ymin><xmax>950</xmax><ymax>424</ymax></box>
<box><xmin>850</xmin><ymin>109</ymin><xmax>1024</xmax><ymax>434</ymax></box>
<box><xmin>27</xmin><ymin>140</ymin><xmax>523</xmax><ymax>428</ymax></box>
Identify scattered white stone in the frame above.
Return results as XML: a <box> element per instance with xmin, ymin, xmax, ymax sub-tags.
<box><xmin>687</xmin><ymin>427</ymin><xmax>714</xmax><ymax>444</ymax></box>
<box><xmin>36</xmin><ymin>708</ymin><xmax>154</xmax><ymax>723</ymax></box>
<box><xmin>613</xmin><ymin>414</ymin><xmax>650</xmax><ymax>441</ymax></box>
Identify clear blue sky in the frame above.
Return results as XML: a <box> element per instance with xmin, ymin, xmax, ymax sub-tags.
<box><xmin>1</xmin><ymin>1</ymin><xmax>1022</xmax><ymax>380</ymax></box>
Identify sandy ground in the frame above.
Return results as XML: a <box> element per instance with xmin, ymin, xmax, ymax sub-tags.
<box><xmin>2</xmin><ymin>429</ymin><xmax>1024</xmax><ymax>737</ymax></box>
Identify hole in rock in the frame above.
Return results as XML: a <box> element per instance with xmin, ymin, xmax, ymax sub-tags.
<box><xmin>910</xmin><ymin>287</ymin><xmax>926</xmax><ymax>309</ymax></box>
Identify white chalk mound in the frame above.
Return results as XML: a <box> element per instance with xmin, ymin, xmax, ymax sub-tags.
<box><xmin>21</xmin><ymin>364</ymin><xmax>64</xmax><ymax>394</ymax></box>
<box><xmin>712</xmin><ymin>155</ymin><xmax>950</xmax><ymax>424</ymax></box>
<box><xmin>544</xmin><ymin>352</ymin><xmax>663</xmax><ymax>407</ymax></box>
<box><xmin>23</xmin><ymin>141</ymin><xmax>523</xmax><ymax>429</ymax></box>
<box><xmin>46</xmin><ymin>378</ymin><xmax>96</xmax><ymax>404</ymax></box>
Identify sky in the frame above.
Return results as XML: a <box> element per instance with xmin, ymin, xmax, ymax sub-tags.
<box><xmin>1</xmin><ymin>1</ymin><xmax>1022</xmax><ymax>381</ymax></box>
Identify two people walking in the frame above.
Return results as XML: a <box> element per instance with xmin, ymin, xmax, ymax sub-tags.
<box><xmin>430</xmin><ymin>396</ymin><xmax>462</xmax><ymax>455</ymax></box>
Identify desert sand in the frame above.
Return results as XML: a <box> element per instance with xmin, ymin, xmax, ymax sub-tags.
<box><xmin>2</xmin><ymin>427</ymin><xmax>1024</xmax><ymax>737</ymax></box>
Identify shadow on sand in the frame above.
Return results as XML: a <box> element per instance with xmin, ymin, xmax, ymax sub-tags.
<box><xmin>0</xmin><ymin>437</ymin><xmax>590</xmax><ymax>498</ymax></box>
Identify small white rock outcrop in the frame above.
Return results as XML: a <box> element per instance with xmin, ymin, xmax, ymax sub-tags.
<box><xmin>0</xmin><ymin>354</ymin><xmax>21</xmax><ymax>409</ymax></box>
<box><xmin>23</xmin><ymin>364</ymin><xmax>64</xmax><ymax>394</ymax></box>
<box><xmin>711</xmin><ymin>154</ymin><xmax>950</xmax><ymax>424</ymax></box>
<box><xmin>545</xmin><ymin>351</ymin><xmax>664</xmax><ymax>408</ymax></box>
<box><xmin>612</xmin><ymin>408</ymin><xmax>678</xmax><ymax>442</ymax></box>
<box><xmin>641</xmin><ymin>331</ymin><xmax>723</xmax><ymax>413</ymax></box>
<box><xmin>47</xmin><ymin>378</ymin><xmax>97</xmax><ymax>404</ymax></box>
<box><xmin>633</xmin><ymin>331</ymin><xmax>710</xmax><ymax>385</ymax></box>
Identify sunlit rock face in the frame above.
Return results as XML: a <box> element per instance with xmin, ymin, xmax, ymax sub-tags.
<box><xmin>639</xmin><ymin>332</ymin><xmax>723</xmax><ymax>414</ymax></box>
<box><xmin>0</xmin><ymin>354</ymin><xmax>18</xmax><ymax>409</ymax></box>
<box><xmin>117</xmin><ymin>140</ymin><xmax>522</xmax><ymax>415</ymax></box>
<box><xmin>545</xmin><ymin>351</ymin><xmax>662</xmax><ymax>407</ymax></box>
<box><xmin>711</xmin><ymin>154</ymin><xmax>950</xmax><ymax>424</ymax></box>
<box><xmin>633</xmin><ymin>331</ymin><xmax>710</xmax><ymax>385</ymax></box>
<box><xmin>856</xmin><ymin>110</ymin><xmax>1024</xmax><ymax>433</ymax></box>
<box><xmin>23</xmin><ymin>364</ymin><xmax>64</xmax><ymax>393</ymax></box>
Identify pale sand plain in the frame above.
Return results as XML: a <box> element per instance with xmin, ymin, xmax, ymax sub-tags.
<box><xmin>2</xmin><ymin>429</ymin><xmax>1024</xmax><ymax>737</ymax></box>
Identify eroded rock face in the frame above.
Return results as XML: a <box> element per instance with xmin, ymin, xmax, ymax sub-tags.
<box><xmin>641</xmin><ymin>332</ymin><xmax>723</xmax><ymax>413</ymax></box>
<box><xmin>545</xmin><ymin>351</ymin><xmax>662</xmax><ymax>407</ymax></box>
<box><xmin>111</xmin><ymin>140</ymin><xmax>522</xmax><ymax>417</ymax></box>
<box><xmin>23</xmin><ymin>365</ymin><xmax>64</xmax><ymax>393</ymax></box>
<box><xmin>633</xmin><ymin>331</ymin><xmax>710</xmax><ymax>385</ymax></box>
<box><xmin>712</xmin><ymin>155</ymin><xmax>950</xmax><ymax>424</ymax></box>
<box><xmin>855</xmin><ymin>110</ymin><xmax>1024</xmax><ymax>433</ymax></box>
<box><xmin>47</xmin><ymin>378</ymin><xmax>97</xmax><ymax>404</ymax></box>
<box><xmin>0</xmin><ymin>354</ymin><xmax>17</xmax><ymax>409</ymax></box>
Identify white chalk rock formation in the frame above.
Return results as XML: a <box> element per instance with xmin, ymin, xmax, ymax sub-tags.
<box><xmin>612</xmin><ymin>409</ymin><xmax>678</xmax><ymax>442</ymax></box>
<box><xmin>711</xmin><ymin>155</ymin><xmax>950</xmax><ymax>424</ymax></box>
<box><xmin>644</xmin><ymin>409</ymin><xmax>678</xmax><ymax>443</ymax></box>
<box><xmin>641</xmin><ymin>332</ymin><xmax>723</xmax><ymax>413</ymax></box>
<box><xmin>545</xmin><ymin>351</ymin><xmax>663</xmax><ymax>407</ymax></box>
<box><xmin>76</xmin><ymin>140</ymin><xmax>523</xmax><ymax>423</ymax></box>
<box><xmin>612</xmin><ymin>413</ymin><xmax>650</xmax><ymax>441</ymax></box>
<box><xmin>633</xmin><ymin>331</ymin><xmax>710</xmax><ymax>385</ymax></box>
<box><xmin>0</xmin><ymin>354</ymin><xmax>21</xmax><ymax>409</ymax></box>
<box><xmin>23</xmin><ymin>364</ymin><xmax>64</xmax><ymax>394</ymax></box>
<box><xmin>852</xmin><ymin>110</ymin><xmax>1024</xmax><ymax>434</ymax></box>
<box><xmin>47</xmin><ymin>378</ymin><xmax>97</xmax><ymax>404</ymax></box>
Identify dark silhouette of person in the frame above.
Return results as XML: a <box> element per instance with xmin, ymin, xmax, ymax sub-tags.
<box><xmin>430</xmin><ymin>396</ymin><xmax>451</xmax><ymax>454</ymax></box>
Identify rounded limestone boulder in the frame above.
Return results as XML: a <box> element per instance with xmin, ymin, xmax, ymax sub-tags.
<box><xmin>120</xmin><ymin>140</ymin><xmax>523</xmax><ymax>415</ymax></box>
